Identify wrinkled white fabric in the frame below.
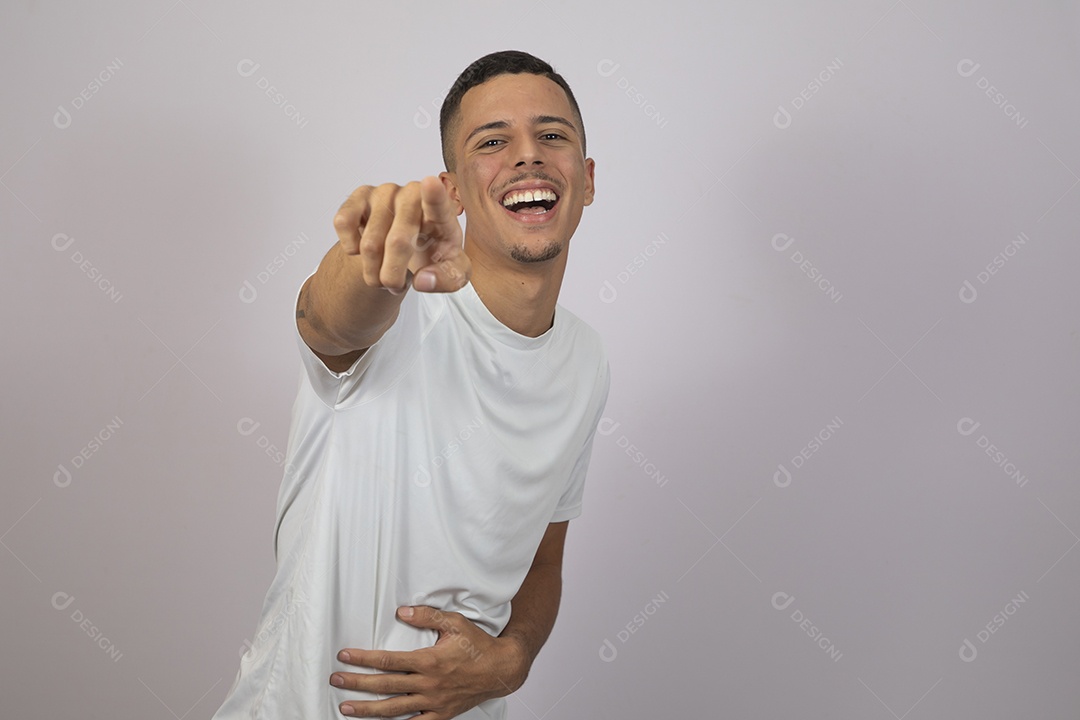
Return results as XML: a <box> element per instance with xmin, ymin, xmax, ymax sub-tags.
<box><xmin>213</xmin><ymin>276</ymin><xmax>609</xmax><ymax>719</ymax></box>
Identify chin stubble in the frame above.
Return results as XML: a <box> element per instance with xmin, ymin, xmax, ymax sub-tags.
<box><xmin>509</xmin><ymin>240</ymin><xmax>563</xmax><ymax>264</ymax></box>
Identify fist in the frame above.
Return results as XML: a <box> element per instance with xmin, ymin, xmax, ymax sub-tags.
<box><xmin>333</xmin><ymin>176</ymin><xmax>470</xmax><ymax>293</ymax></box>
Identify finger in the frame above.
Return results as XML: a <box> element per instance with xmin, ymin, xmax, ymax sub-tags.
<box><xmin>357</xmin><ymin>184</ymin><xmax>399</xmax><ymax>288</ymax></box>
<box><xmin>380</xmin><ymin>181</ymin><xmax>422</xmax><ymax>292</ymax></box>
<box><xmin>413</xmin><ymin>251</ymin><xmax>471</xmax><ymax>293</ymax></box>
<box><xmin>338</xmin><ymin>647</ymin><xmax>430</xmax><ymax>673</ymax></box>
<box><xmin>330</xmin><ymin>670</ymin><xmax>428</xmax><ymax>696</ymax></box>
<box><xmin>340</xmin><ymin>693</ymin><xmax>429</xmax><ymax>719</ymax></box>
<box><xmin>397</xmin><ymin>605</ymin><xmax>460</xmax><ymax>632</ymax></box>
<box><xmin>332</xmin><ymin>186</ymin><xmax>372</xmax><ymax>255</ymax></box>
<box><xmin>419</xmin><ymin>176</ymin><xmax>461</xmax><ymax>243</ymax></box>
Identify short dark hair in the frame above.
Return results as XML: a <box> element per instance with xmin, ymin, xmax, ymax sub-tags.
<box><xmin>439</xmin><ymin>50</ymin><xmax>586</xmax><ymax>172</ymax></box>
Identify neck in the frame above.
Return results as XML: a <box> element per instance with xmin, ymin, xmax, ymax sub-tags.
<box><xmin>465</xmin><ymin>243</ymin><xmax>567</xmax><ymax>338</ymax></box>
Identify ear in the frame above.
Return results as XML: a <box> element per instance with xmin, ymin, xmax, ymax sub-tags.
<box><xmin>439</xmin><ymin>172</ymin><xmax>465</xmax><ymax>216</ymax></box>
<box><xmin>582</xmin><ymin>157</ymin><xmax>596</xmax><ymax>207</ymax></box>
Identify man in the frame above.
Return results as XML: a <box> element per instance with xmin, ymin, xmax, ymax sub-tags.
<box><xmin>213</xmin><ymin>50</ymin><xmax>609</xmax><ymax>720</ymax></box>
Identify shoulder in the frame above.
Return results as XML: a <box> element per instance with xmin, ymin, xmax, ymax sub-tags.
<box><xmin>555</xmin><ymin>304</ymin><xmax>606</xmax><ymax>359</ymax></box>
<box><xmin>554</xmin><ymin>304</ymin><xmax>609</xmax><ymax>394</ymax></box>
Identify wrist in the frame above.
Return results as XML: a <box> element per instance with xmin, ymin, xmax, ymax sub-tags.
<box><xmin>495</xmin><ymin>634</ymin><xmax>532</xmax><ymax>694</ymax></box>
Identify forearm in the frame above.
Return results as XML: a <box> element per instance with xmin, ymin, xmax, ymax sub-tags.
<box><xmin>497</xmin><ymin>560</ymin><xmax>562</xmax><ymax>692</ymax></box>
<box><xmin>298</xmin><ymin>243</ymin><xmax>407</xmax><ymax>357</ymax></box>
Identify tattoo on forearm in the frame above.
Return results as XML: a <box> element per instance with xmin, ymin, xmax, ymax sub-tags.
<box><xmin>297</xmin><ymin>287</ymin><xmax>307</xmax><ymax>320</ymax></box>
<box><xmin>296</xmin><ymin>284</ymin><xmax>331</xmax><ymax>337</ymax></box>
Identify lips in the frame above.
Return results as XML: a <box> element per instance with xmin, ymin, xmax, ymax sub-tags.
<box><xmin>500</xmin><ymin>198</ymin><xmax>559</xmax><ymax>224</ymax></box>
<box><xmin>498</xmin><ymin>183</ymin><xmax>560</xmax><ymax>223</ymax></box>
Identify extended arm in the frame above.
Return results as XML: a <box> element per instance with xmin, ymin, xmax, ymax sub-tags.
<box><xmin>300</xmin><ymin>177</ymin><xmax>470</xmax><ymax>373</ymax></box>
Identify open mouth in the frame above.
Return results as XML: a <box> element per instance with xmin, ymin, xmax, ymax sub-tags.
<box><xmin>500</xmin><ymin>187</ymin><xmax>559</xmax><ymax>216</ymax></box>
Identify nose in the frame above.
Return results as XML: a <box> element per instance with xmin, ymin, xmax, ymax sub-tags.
<box><xmin>514</xmin><ymin>136</ymin><xmax>545</xmax><ymax>168</ymax></box>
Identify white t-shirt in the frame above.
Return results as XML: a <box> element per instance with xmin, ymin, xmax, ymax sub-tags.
<box><xmin>213</xmin><ymin>276</ymin><xmax>610</xmax><ymax>720</ymax></box>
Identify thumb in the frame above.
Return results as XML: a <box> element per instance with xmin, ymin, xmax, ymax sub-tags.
<box><xmin>413</xmin><ymin>249</ymin><xmax>471</xmax><ymax>293</ymax></box>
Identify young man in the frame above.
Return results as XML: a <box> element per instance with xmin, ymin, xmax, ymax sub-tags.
<box><xmin>213</xmin><ymin>50</ymin><xmax>609</xmax><ymax>720</ymax></box>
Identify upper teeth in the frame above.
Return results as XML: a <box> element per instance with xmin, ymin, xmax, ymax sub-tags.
<box><xmin>502</xmin><ymin>188</ymin><xmax>557</xmax><ymax>206</ymax></box>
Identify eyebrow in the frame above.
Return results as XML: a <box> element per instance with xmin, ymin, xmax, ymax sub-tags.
<box><xmin>464</xmin><ymin>115</ymin><xmax>578</xmax><ymax>145</ymax></box>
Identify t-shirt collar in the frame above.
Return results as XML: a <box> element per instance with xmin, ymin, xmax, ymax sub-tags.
<box><xmin>456</xmin><ymin>279</ymin><xmax>556</xmax><ymax>349</ymax></box>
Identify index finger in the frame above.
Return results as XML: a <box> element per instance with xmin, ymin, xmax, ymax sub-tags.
<box><xmin>419</xmin><ymin>176</ymin><xmax>460</xmax><ymax>240</ymax></box>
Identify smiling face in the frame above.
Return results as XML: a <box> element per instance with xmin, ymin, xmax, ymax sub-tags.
<box><xmin>440</xmin><ymin>73</ymin><xmax>595</xmax><ymax>267</ymax></box>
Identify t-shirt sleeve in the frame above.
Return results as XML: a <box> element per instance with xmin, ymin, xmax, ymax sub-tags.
<box><xmin>550</xmin><ymin>356</ymin><xmax>611</xmax><ymax>523</ymax></box>
<box><xmin>293</xmin><ymin>270</ymin><xmax>424</xmax><ymax>409</ymax></box>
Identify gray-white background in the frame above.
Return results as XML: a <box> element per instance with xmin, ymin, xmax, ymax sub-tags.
<box><xmin>3</xmin><ymin>2</ymin><xmax>1078</xmax><ymax>718</ymax></box>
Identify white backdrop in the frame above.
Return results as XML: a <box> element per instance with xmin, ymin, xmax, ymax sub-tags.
<box><xmin>3</xmin><ymin>2</ymin><xmax>1079</xmax><ymax>718</ymax></box>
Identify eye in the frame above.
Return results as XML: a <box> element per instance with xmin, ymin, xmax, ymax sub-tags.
<box><xmin>541</xmin><ymin>133</ymin><xmax>564</xmax><ymax>141</ymax></box>
<box><xmin>481</xmin><ymin>138</ymin><xmax>504</xmax><ymax>147</ymax></box>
